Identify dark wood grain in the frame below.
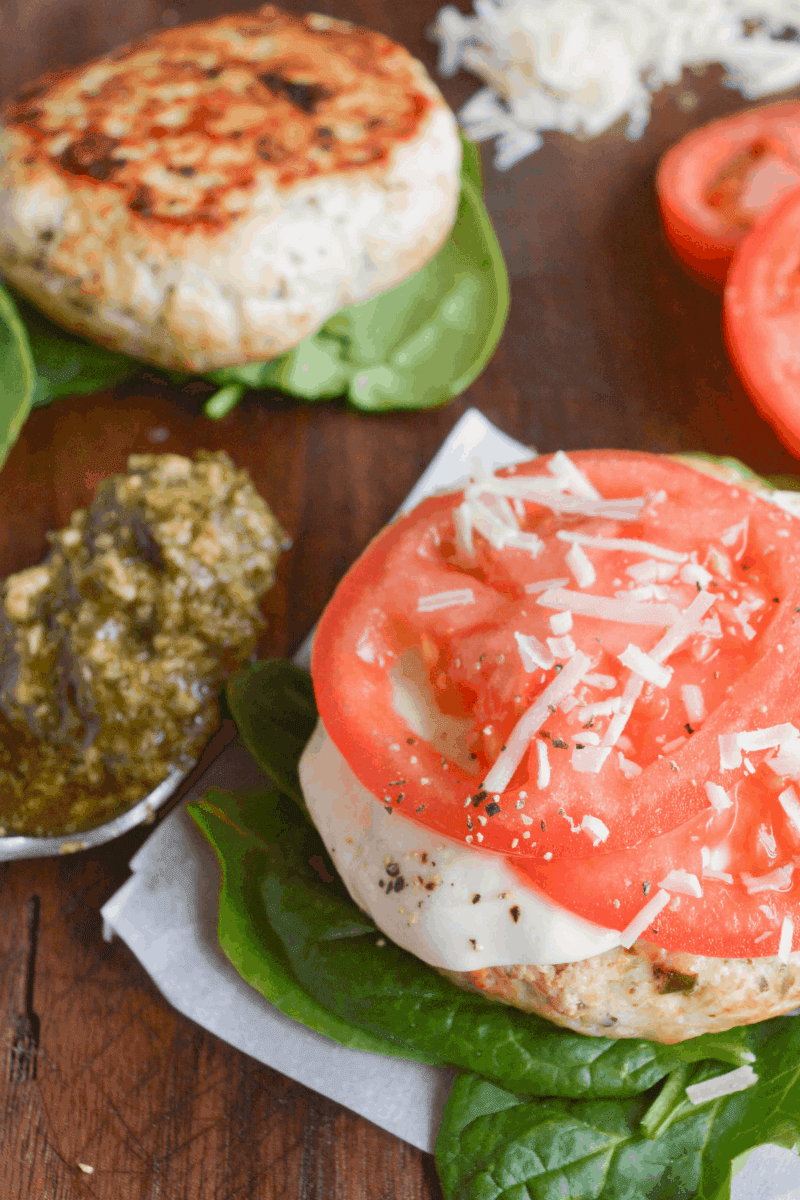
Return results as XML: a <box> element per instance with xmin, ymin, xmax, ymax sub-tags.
<box><xmin>3</xmin><ymin>0</ymin><xmax>800</xmax><ymax>1195</ymax></box>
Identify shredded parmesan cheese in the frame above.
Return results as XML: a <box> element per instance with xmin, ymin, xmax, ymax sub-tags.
<box><xmin>658</xmin><ymin>869</ymin><xmax>702</xmax><ymax>897</ymax></box>
<box><xmin>549</xmin><ymin>610</ymin><xmax>573</xmax><ymax>635</ymax></box>
<box><xmin>779</xmin><ymin>916</ymin><xmax>795</xmax><ymax>963</ymax></box>
<box><xmin>719</xmin><ymin>733</ymin><xmax>742</xmax><ymax>771</ymax></box>
<box><xmin>768</xmin><ymin>745</ymin><xmax>800</xmax><ymax>778</ymax></box>
<box><xmin>571</xmin><ymin>745</ymin><xmax>612</xmax><ymax>773</ymax></box>
<box><xmin>537</xmin><ymin>588</ymin><xmax>679</xmax><ymax>625</ymax></box>
<box><xmin>514</xmin><ymin>630</ymin><xmax>555</xmax><ymax>672</ymax></box>
<box><xmin>417</xmin><ymin>588</ymin><xmax>475</xmax><ymax>613</ymax></box>
<box><xmin>681</xmin><ymin>684</ymin><xmax>706</xmax><ymax>726</ymax></box>
<box><xmin>738</xmin><ymin>724</ymin><xmax>800</xmax><ymax>752</ymax></box>
<box><xmin>524</xmin><ymin>576</ymin><xmax>570</xmax><ymax>594</ymax></box>
<box><xmin>556</xmin><ymin>531</ymin><xmax>688</xmax><ymax>562</ymax></box>
<box><xmin>547</xmin><ymin>634</ymin><xmax>577</xmax><ymax>658</ymax></box>
<box><xmin>580</xmin><ymin>813</ymin><xmax>610</xmax><ymax>844</ymax></box>
<box><xmin>482</xmin><ymin>651</ymin><xmax>592</xmax><ymax>793</ymax></box>
<box><xmin>536</xmin><ymin>739</ymin><xmax>550</xmax><ymax>789</ymax></box>
<box><xmin>617</xmin><ymin>751</ymin><xmax>642</xmax><ymax>779</ymax></box>
<box><xmin>680</xmin><ymin>562</ymin><xmax>713</xmax><ymax>588</ymax></box>
<box><xmin>741</xmin><ymin>864</ymin><xmax>795</xmax><ymax>894</ymax></box>
<box><xmin>583</xmin><ymin>673</ymin><xmax>617</xmax><ymax>689</ymax></box>
<box><xmin>685</xmin><ymin>1066</ymin><xmax>758</xmax><ymax>1106</ymax></box>
<box><xmin>618</xmin><ymin>644</ymin><xmax>673</xmax><ymax>688</ymax></box>
<box><xmin>705</xmin><ymin>781</ymin><xmax>733</xmax><ymax>812</ymax></box>
<box><xmin>704</xmin><ymin>868</ymin><xmax>734</xmax><ymax>884</ymax></box>
<box><xmin>453</xmin><ymin>502</ymin><xmax>474</xmax><ymax>556</ymax></box>
<box><xmin>565</xmin><ymin>542</ymin><xmax>596</xmax><ymax>588</ymax></box>
<box><xmin>778</xmin><ymin>785</ymin><xmax>800</xmax><ymax>833</ymax></box>
<box><xmin>619</xmin><ymin>888</ymin><xmax>671</xmax><ymax>948</ymax></box>
<box><xmin>627</xmin><ymin>559</ymin><xmax>680</xmax><ymax>584</ymax></box>
<box><xmin>547</xmin><ymin>450</ymin><xmax>600</xmax><ymax>499</ymax></box>
<box><xmin>430</xmin><ymin>0</ymin><xmax>800</xmax><ymax>171</ymax></box>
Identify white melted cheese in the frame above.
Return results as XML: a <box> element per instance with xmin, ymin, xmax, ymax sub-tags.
<box><xmin>299</xmin><ymin>720</ymin><xmax>624</xmax><ymax>972</ymax></box>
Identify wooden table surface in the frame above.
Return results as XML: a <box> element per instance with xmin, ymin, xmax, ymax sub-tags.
<box><xmin>2</xmin><ymin>1</ymin><xmax>800</xmax><ymax>1196</ymax></box>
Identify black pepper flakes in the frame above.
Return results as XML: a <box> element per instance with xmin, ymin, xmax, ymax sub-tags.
<box><xmin>685</xmin><ymin>724</ymin><xmax>694</xmax><ymax>735</ymax></box>
<box><xmin>485</xmin><ymin>802</ymin><xmax>502</xmax><ymax>816</ymax></box>
<box><xmin>394</xmin><ymin>877</ymin><xmax>405</xmax><ymax>893</ymax></box>
<box><xmin>386</xmin><ymin>862</ymin><xmax>400</xmax><ymax>877</ymax></box>
<box><xmin>551</xmin><ymin>738</ymin><xmax>569</xmax><ymax>749</ymax></box>
<box><xmin>643</xmin><ymin>881</ymin><xmax>651</xmax><ymax>896</ymax></box>
<box><xmin>541</xmin><ymin>819</ymin><xmax>547</xmax><ymax>831</ymax></box>
<box><xmin>509</xmin><ymin>905</ymin><xmax>521</xmax><ymax>923</ymax></box>
<box><xmin>472</xmin><ymin>893</ymin><xmax>481</xmax><ymax>904</ymax></box>
<box><xmin>416</xmin><ymin>805</ymin><xmax>425</xmax><ymax>814</ymax></box>
<box><xmin>471</xmin><ymin>790</ymin><xmax>488</xmax><ymax>807</ymax></box>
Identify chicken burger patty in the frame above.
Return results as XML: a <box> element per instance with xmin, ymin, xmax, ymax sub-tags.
<box><xmin>0</xmin><ymin>6</ymin><xmax>461</xmax><ymax>371</ymax></box>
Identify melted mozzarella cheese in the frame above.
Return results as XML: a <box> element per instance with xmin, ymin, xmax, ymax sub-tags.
<box><xmin>299</xmin><ymin>720</ymin><xmax>624</xmax><ymax>971</ymax></box>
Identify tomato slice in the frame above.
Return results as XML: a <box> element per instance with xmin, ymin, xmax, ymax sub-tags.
<box><xmin>312</xmin><ymin>452</ymin><xmax>800</xmax><ymax>864</ymax></box>
<box><xmin>514</xmin><ymin>763</ymin><xmax>800</xmax><ymax>959</ymax></box>
<box><xmin>657</xmin><ymin>103</ymin><xmax>800</xmax><ymax>288</ymax></box>
<box><xmin>724</xmin><ymin>186</ymin><xmax>800</xmax><ymax>458</ymax></box>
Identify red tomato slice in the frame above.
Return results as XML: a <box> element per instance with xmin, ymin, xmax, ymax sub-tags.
<box><xmin>312</xmin><ymin>452</ymin><xmax>800</xmax><ymax>864</ymax></box>
<box><xmin>657</xmin><ymin>103</ymin><xmax>800</xmax><ymax>288</ymax></box>
<box><xmin>725</xmin><ymin>186</ymin><xmax>800</xmax><ymax>458</ymax></box>
<box><xmin>514</xmin><ymin>763</ymin><xmax>800</xmax><ymax>959</ymax></box>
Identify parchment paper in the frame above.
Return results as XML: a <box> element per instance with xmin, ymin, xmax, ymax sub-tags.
<box><xmin>101</xmin><ymin>409</ymin><xmax>800</xmax><ymax>1196</ymax></box>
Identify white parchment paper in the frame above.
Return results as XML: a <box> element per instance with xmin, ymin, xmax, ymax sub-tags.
<box><xmin>102</xmin><ymin>409</ymin><xmax>800</xmax><ymax>1196</ymax></box>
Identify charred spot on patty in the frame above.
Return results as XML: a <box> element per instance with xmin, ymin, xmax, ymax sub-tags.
<box><xmin>128</xmin><ymin>184</ymin><xmax>155</xmax><ymax>217</ymax></box>
<box><xmin>255</xmin><ymin>134</ymin><xmax>292</xmax><ymax>164</ymax></box>
<box><xmin>257</xmin><ymin>72</ymin><xmax>333</xmax><ymax>114</ymax></box>
<box><xmin>59</xmin><ymin>132</ymin><xmax>124</xmax><ymax>181</ymax></box>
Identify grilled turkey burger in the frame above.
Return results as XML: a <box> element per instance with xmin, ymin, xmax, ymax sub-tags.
<box><xmin>300</xmin><ymin>450</ymin><xmax>800</xmax><ymax>1044</ymax></box>
<box><xmin>0</xmin><ymin>6</ymin><xmax>461</xmax><ymax>373</ymax></box>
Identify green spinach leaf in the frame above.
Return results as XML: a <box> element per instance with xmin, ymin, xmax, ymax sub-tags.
<box><xmin>199</xmin><ymin>660</ymin><xmax>757</xmax><ymax>1094</ymax></box>
<box><xmin>9</xmin><ymin>291</ymin><xmax>139</xmax><ymax>405</ymax></box>
<box><xmin>189</xmin><ymin>782</ymin><xmax>753</xmax><ymax>1099</ymax></box>
<box><xmin>0</xmin><ymin>283</ymin><xmax>36</xmax><ymax>470</ymax></box>
<box><xmin>226</xmin><ymin>660</ymin><xmax>317</xmax><ymax>806</ymax></box>
<box><xmin>217</xmin><ymin>172</ymin><xmax>507</xmax><ymax>413</ymax></box>
<box><xmin>4</xmin><ymin>137</ymin><xmax>506</xmax><ymax>421</ymax></box>
<box><xmin>437</xmin><ymin>1024</ymin><xmax>800</xmax><ymax>1200</ymax></box>
<box><xmin>190</xmin><ymin>787</ymin><xmax>446</xmax><ymax>1064</ymax></box>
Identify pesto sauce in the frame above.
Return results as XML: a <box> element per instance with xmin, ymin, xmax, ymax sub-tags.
<box><xmin>0</xmin><ymin>450</ymin><xmax>285</xmax><ymax>836</ymax></box>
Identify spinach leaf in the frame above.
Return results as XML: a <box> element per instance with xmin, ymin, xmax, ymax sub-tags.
<box><xmin>202</xmin><ymin>140</ymin><xmax>507</xmax><ymax>414</ymax></box>
<box><xmin>9</xmin><ymin>290</ymin><xmax>139</xmax><ymax>405</ymax></box>
<box><xmin>227</xmin><ymin>173</ymin><xmax>508</xmax><ymax>413</ymax></box>
<box><xmin>437</xmin><ymin>1022</ymin><xmax>800</xmax><ymax>1200</ymax></box>
<box><xmin>200</xmin><ymin>659</ymin><xmax>757</xmax><ymax>1096</ymax></box>
<box><xmin>189</xmin><ymin>783</ymin><xmax>752</xmax><ymax>1099</ymax></box>
<box><xmin>5</xmin><ymin>137</ymin><xmax>506</xmax><ymax>420</ymax></box>
<box><xmin>0</xmin><ymin>283</ymin><xmax>35</xmax><ymax>470</ymax></box>
<box><xmin>226</xmin><ymin>659</ymin><xmax>317</xmax><ymax>806</ymax></box>
<box><xmin>190</xmin><ymin>787</ymin><xmax>432</xmax><ymax>1062</ymax></box>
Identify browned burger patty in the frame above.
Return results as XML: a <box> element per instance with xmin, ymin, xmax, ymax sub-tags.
<box><xmin>440</xmin><ymin>942</ymin><xmax>800</xmax><ymax>1043</ymax></box>
<box><xmin>0</xmin><ymin>6</ymin><xmax>461</xmax><ymax>370</ymax></box>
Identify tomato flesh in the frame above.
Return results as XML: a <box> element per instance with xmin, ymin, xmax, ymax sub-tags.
<box><xmin>657</xmin><ymin>103</ymin><xmax>800</xmax><ymax>287</ymax></box>
<box><xmin>725</xmin><ymin>185</ymin><xmax>800</xmax><ymax>458</ymax></box>
<box><xmin>312</xmin><ymin>451</ymin><xmax>800</xmax><ymax>956</ymax></box>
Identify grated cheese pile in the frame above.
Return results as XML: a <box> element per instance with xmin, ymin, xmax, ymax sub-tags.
<box><xmin>430</xmin><ymin>0</ymin><xmax>800</xmax><ymax>169</ymax></box>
